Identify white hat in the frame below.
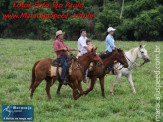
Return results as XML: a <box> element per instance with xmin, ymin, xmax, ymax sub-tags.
<box><xmin>56</xmin><ymin>30</ymin><xmax>65</xmax><ymax>38</ymax></box>
<box><xmin>107</xmin><ymin>27</ymin><xmax>116</xmax><ymax>32</ymax></box>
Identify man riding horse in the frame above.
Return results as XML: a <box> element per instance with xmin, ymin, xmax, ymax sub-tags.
<box><xmin>78</xmin><ymin>29</ymin><xmax>92</xmax><ymax>83</ymax></box>
<box><xmin>54</xmin><ymin>30</ymin><xmax>80</xmax><ymax>85</ymax></box>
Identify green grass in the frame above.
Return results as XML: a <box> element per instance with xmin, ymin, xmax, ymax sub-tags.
<box><xmin>0</xmin><ymin>39</ymin><xmax>163</xmax><ymax>122</ymax></box>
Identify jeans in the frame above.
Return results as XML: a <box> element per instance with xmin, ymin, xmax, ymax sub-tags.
<box><xmin>85</xmin><ymin>69</ymin><xmax>88</xmax><ymax>78</ymax></box>
<box><xmin>106</xmin><ymin>50</ymin><xmax>114</xmax><ymax>72</ymax></box>
<box><xmin>57</xmin><ymin>55</ymin><xmax>68</xmax><ymax>80</ymax></box>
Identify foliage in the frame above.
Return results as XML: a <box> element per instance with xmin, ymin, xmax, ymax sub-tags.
<box><xmin>0</xmin><ymin>0</ymin><xmax>162</xmax><ymax>41</ymax></box>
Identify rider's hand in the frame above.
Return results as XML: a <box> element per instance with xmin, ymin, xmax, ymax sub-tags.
<box><xmin>115</xmin><ymin>47</ymin><xmax>120</xmax><ymax>49</ymax></box>
<box><xmin>63</xmin><ymin>48</ymin><xmax>67</xmax><ymax>51</ymax></box>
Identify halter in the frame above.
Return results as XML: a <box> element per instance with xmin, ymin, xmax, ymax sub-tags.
<box><xmin>113</xmin><ymin>49</ymin><xmax>147</xmax><ymax>73</ymax></box>
<box><xmin>71</xmin><ymin>60</ymin><xmax>84</xmax><ymax>75</ymax></box>
<box><xmin>124</xmin><ymin>49</ymin><xmax>146</xmax><ymax>68</ymax></box>
<box><xmin>90</xmin><ymin>52</ymin><xmax>101</xmax><ymax>62</ymax></box>
<box><xmin>70</xmin><ymin>51</ymin><xmax>102</xmax><ymax>75</ymax></box>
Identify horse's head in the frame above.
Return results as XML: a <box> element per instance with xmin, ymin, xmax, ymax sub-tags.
<box><xmin>137</xmin><ymin>45</ymin><xmax>150</xmax><ymax>62</ymax></box>
<box><xmin>89</xmin><ymin>47</ymin><xmax>103</xmax><ymax>64</ymax></box>
<box><xmin>114</xmin><ymin>48</ymin><xmax>129</xmax><ymax>68</ymax></box>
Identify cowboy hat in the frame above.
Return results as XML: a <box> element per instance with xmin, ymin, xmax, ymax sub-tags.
<box><xmin>56</xmin><ymin>30</ymin><xmax>65</xmax><ymax>38</ymax></box>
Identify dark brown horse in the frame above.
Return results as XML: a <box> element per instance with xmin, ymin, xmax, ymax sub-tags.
<box><xmin>57</xmin><ymin>49</ymin><xmax>128</xmax><ymax>97</ymax></box>
<box><xmin>29</xmin><ymin>48</ymin><xmax>102</xmax><ymax>100</ymax></box>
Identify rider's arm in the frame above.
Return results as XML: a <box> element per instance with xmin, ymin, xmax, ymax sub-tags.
<box><xmin>84</xmin><ymin>46</ymin><xmax>90</xmax><ymax>51</ymax></box>
<box><xmin>79</xmin><ymin>38</ymin><xmax>90</xmax><ymax>51</ymax></box>
<box><xmin>67</xmin><ymin>47</ymin><xmax>80</xmax><ymax>52</ymax></box>
<box><xmin>55</xmin><ymin>48</ymin><xmax>67</xmax><ymax>52</ymax></box>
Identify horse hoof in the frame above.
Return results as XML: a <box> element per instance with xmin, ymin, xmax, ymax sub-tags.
<box><xmin>86</xmin><ymin>87</ymin><xmax>90</xmax><ymax>91</ymax></box>
<box><xmin>133</xmin><ymin>91</ymin><xmax>136</xmax><ymax>94</ymax></box>
<box><xmin>110</xmin><ymin>91</ymin><xmax>114</xmax><ymax>96</ymax></box>
<box><xmin>30</xmin><ymin>96</ymin><xmax>33</xmax><ymax>99</ymax></box>
<box><xmin>83</xmin><ymin>91</ymin><xmax>87</xmax><ymax>95</ymax></box>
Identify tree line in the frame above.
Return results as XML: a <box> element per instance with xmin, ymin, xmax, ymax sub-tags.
<box><xmin>0</xmin><ymin>0</ymin><xmax>162</xmax><ymax>41</ymax></box>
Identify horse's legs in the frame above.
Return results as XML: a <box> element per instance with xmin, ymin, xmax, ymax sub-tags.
<box><xmin>51</xmin><ymin>77</ymin><xmax>57</xmax><ymax>86</ymax></box>
<box><xmin>126</xmin><ymin>73</ymin><xmax>136</xmax><ymax>94</ymax></box>
<box><xmin>45</xmin><ymin>77</ymin><xmax>52</xmax><ymax>99</ymax></box>
<box><xmin>30</xmin><ymin>80</ymin><xmax>42</xmax><ymax>99</ymax></box>
<box><xmin>85</xmin><ymin>78</ymin><xmax>90</xmax><ymax>90</ymax></box>
<box><xmin>110</xmin><ymin>73</ymin><xmax>121</xmax><ymax>96</ymax></box>
<box><xmin>99</xmin><ymin>77</ymin><xmax>105</xmax><ymax>97</ymax></box>
<box><xmin>69</xmin><ymin>83</ymin><xmax>79</xmax><ymax>94</ymax></box>
<box><xmin>83</xmin><ymin>76</ymin><xmax>97</xmax><ymax>95</ymax></box>
<box><xmin>57</xmin><ymin>82</ymin><xmax>63</xmax><ymax>94</ymax></box>
<box><xmin>68</xmin><ymin>83</ymin><xmax>73</xmax><ymax>89</ymax></box>
<box><xmin>72</xmin><ymin>80</ymin><xmax>81</xmax><ymax>100</ymax></box>
<box><xmin>77</xmin><ymin>81</ymin><xmax>84</xmax><ymax>95</ymax></box>
<box><xmin>74</xmin><ymin>81</ymin><xmax>83</xmax><ymax>99</ymax></box>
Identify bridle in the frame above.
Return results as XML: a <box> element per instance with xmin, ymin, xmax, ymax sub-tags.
<box><xmin>123</xmin><ymin>49</ymin><xmax>146</xmax><ymax>69</ymax></box>
<box><xmin>68</xmin><ymin>50</ymin><xmax>102</xmax><ymax>75</ymax></box>
<box><xmin>66</xmin><ymin>50</ymin><xmax>84</xmax><ymax>75</ymax></box>
<box><xmin>113</xmin><ymin>49</ymin><xmax>147</xmax><ymax>72</ymax></box>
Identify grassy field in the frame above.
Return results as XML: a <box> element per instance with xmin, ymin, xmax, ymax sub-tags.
<box><xmin>0</xmin><ymin>39</ymin><xmax>162</xmax><ymax>122</ymax></box>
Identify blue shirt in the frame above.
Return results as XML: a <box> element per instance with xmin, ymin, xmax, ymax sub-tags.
<box><xmin>105</xmin><ymin>34</ymin><xmax>115</xmax><ymax>52</ymax></box>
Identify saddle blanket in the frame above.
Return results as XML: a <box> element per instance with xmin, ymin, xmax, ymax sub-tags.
<box><xmin>49</xmin><ymin>66</ymin><xmax>72</xmax><ymax>77</ymax></box>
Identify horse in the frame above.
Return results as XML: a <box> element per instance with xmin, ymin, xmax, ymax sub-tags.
<box><xmin>110</xmin><ymin>45</ymin><xmax>150</xmax><ymax>95</ymax></box>
<box><xmin>29</xmin><ymin>48</ymin><xmax>102</xmax><ymax>100</ymax></box>
<box><xmin>57</xmin><ymin>48</ymin><xmax>129</xmax><ymax>97</ymax></box>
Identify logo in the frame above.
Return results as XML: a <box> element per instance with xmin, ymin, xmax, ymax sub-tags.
<box><xmin>2</xmin><ymin>105</ymin><xmax>33</xmax><ymax>121</ymax></box>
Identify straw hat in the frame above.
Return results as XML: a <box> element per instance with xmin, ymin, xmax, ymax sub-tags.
<box><xmin>56</xmin><ymin>30</ymin><xmax>65</xmax><ymax>38</ymax></box>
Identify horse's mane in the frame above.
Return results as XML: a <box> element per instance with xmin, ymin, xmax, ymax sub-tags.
<box><xmin>77</xmin><ymin>52</ymin><xmax>89</xmax><ymax>60</ymax></box>
<box><xmin>128</xmin><ymin>47</ymin><xmax>138</xmax><ymax>54</ymax></box>
<box><xmin>99</xmin><ymin>51</ymin><xmax>113</xmax><ymax>59</ymax></box>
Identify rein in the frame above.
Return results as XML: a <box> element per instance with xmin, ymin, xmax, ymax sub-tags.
<box><xmin>71</xmin><ymin>60</ymin><xmax>84</xmax><ymax>75</ymax></box>
<box><xmin>114</xmin><ymin>50</ymin><xmax>146</xmax><ymax>73</ymax></box>
<box><xmin>68</xmin><ymin>50</ymin><xmax>76</xmax><ymax>57</ymax></box>
<box><xmin>69</xmin><ymin>50</ymin><xmax>102</xmax><ymax>75</ymax></box>
<box><xmin>124</xmin><ymin>51</ymin><xmax>146</xmax><ymax>68</ymax></box>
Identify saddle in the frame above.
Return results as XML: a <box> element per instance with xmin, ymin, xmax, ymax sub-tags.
<box><xmin>49</xmin><ymin>55</ymin><xmax>75</xmax><ymax>77</ymax></box>
<box><xmin>99</xmin><ymin>51</ymin><xmax>116</xmax><ymax>74</ymax></box>
<box><xmin>51</xmin><ymin>59</ymin><xmax>61</xmax><ymax>67</ymax></box>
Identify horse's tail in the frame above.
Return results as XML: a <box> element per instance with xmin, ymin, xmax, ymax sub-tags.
<box><xmin>29</xmin><ymin>60</ymin><xmax>40</xmax><ymax>90</ymax></box>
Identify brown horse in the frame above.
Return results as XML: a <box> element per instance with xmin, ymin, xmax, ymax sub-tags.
<box><xmin>29</xmin><ymin>48</ymin><xmax>102</xmax><ymax>100</ymax></box>
<box><xmin>56</xmin><ymin>49</ymin><xmax>128</xmax><ymax>97</ymax></box>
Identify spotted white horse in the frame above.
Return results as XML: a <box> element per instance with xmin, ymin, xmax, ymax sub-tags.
<box><xmin>110</xmin><ymin>45</ymin><xmax>150</xmax><ymax>95</ymax></box>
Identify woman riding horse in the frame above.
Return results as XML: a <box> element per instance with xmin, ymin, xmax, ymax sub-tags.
<box><xmin>105</xmin><ymin>27</ymin><xmax>119</xmax><ymax>74</ymax></box>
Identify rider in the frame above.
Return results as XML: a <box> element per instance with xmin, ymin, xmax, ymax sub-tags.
<box><xmin>86</xmin><ymin>38</ymin><xmax>95</xmax><ymax>49</ymax></box>
<box><xmin>54</xmin><ymin>30</ymin><xmax>80</xmax><ymax>85</ymax></box>
<box><xmin>105</xmin><ymin>27</ymin><xmax>117</xmax><ymax>74</ymax></box>
<box><xmin>78</xmin><ymin>29</ymin><xmax>91</xmax><ymax>83</ymax></box>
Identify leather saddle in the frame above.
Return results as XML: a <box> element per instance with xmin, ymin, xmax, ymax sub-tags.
<box><xmin>51</xmin><ymin>59</ymin><xmax>61</xmax><ymax>67</ymax></box>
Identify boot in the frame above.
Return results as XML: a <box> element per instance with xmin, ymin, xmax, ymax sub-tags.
<box><xmin>61</xmin><ymin>79</ymin><xmax>68</xmax><ymax>85</ymax></box>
